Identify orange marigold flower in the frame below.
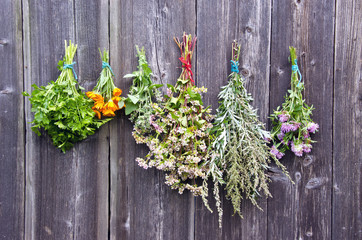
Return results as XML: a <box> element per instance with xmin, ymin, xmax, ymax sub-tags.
<box><xmin>93</xmin><ymin>109</ymin><xmax>101</xmax><ymax>119</ymax></box>
<box><xmin>92</xmin><ymin>93</ymin><xmax>104</xmax><ymax>102</ymax></box>
<box><xmin>113</xmin><ymin>88</ymin><xmax>122</xmax><ymax>97</ymax></box>
<box><xmin>86</xmin><ymin>91</ymin><xmax>96</xmax><ymax>99</ymax></box>
<box><xmin>104</xmin><ymin>100</ymin><xmax>118</xmax><ymax>112</ymax></box>
<box><xmin>102</xmin><ymin>108</ymin><xmax>115</xmax><ymax>117</ymax></box>
<box><xmin>111</xmin><ymin>96</ymin><xmax>121</xmax><ymax>108</ymax></box>
<box><xmin>93</xmin><ymin>100</ymin><xmax>104</xmax><ymax>110</ymax></box>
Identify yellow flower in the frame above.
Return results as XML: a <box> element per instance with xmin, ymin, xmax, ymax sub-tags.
<box><xmin>113</xmin><ymin>88</ymin><xmax>122</xmax><ymax>97</ymax></box>
<box><xmin>93</xmin><ymin>100</ymin><xmax>104</xmax><ymax>110</ymax></box>
<box><xmin>102</xmin><ymin>108</ymin><xmax>115</xmax><ymax>117</ymax></box>
<box><xmin>92</xmin><ymin>93</ymin><xmax>104</xmax><ymax>102</ymax></box>
<box><xmin>104</xmin><ymin>100</ymin><xmax>118</xmax><ymax>112</ymax></box>
<box><xmin>86</xmin><ymin>91</ymin><xmax>96</xmax><ymax>99</ymax></box>
<box><xmin>111</xmin><ymin>96</ymin><xmax>122</xmax><ymax>109</ymax></box>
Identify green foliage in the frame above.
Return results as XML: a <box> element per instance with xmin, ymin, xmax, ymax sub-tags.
<box><xmin>209</xmin><ymin>41</ymin><xmax>290</xmax><ymax>225</ymax></box>
<box><xmin>23</xmin><ymin>40</ymin><xmax>110</xmax><ymax>152</ymax></box>
<box><xmin>125</xmin><ymin>46</ymin><xmax>162</xmax><ymax>133</ymax></box>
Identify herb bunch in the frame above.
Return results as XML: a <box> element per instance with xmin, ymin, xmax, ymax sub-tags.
<box><xmin>86</xmin><ymin>50</ymin><xmax>124</xmax><ymax>118</ymax></box>
<box><xmin>270</xmin><ymin>47</ymin><xmax>318</xmax><ymax>158</ymax></box>
<box><xmin>209</xmin><ymin>41</ymin><xmax>289</xmax><ymax>224</ymax></box>
<box><xmin>135</xmin><ymin>34</ymin><xmax>214</xmax><ymax>206</ymax></box>
<box><xmin>124</xmin><ymin>46</ymin><xmax>163</xmax><ymax>137</ymax></box>
<box><xmin>23</xmin><ymin>40</ymin><xmax>109</xmax><ymax>152</ymax></box>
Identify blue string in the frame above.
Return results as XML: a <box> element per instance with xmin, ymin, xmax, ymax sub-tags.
<box><xmin>63</xmin><ymin>62</ymin><xmax>78</xmax><ymax>80</ymax></box>
<box><xmin>230</xmin><ymin>60</ymin><xmax>239</xmax><ymax>73</ymax></box>
<box><xmin>291</xmin><ymin>59</ymin><xmax>302</xmax><ymax>85</ymax></box>
<box><xmin>102</xmin><ymin>61</ymin><xmax>115</xmax><ymax>76</ymax></box>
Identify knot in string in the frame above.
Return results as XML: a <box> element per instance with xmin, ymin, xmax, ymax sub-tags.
<box><xmin>179</xmin><ymin>56</ymin><xmax>194</xmax><ymax>84</ymax></box>
<box><xmin>292</xmin><ymin>59</ymin><xmax>302</xmax><ymax>85</ymax></box>
<box><xmin>63</xmin><ymin>62</ymin><xmax>78</xmax><ymax>80</ymax></box>
<box><xmin>102</xmin><ymin>61</ymin><xmax>115</xmax><ymax>76</ymax></box>
<box><xmin>230</xmin><ymin>60</ymin><xmax>239</xmax><ymax>73</ymax></box>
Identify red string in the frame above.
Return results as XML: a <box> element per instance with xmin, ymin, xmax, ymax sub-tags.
<box><xmin>179</xmin><ymin>55</ymin><xmax>194</xmax><ymax>84</ymax></box>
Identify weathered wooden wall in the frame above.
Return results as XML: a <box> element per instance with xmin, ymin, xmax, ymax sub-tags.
<box><xmin>0</xmin><ymin>0</ymin><xmax>361</xmax><ymax>239</ymax></box>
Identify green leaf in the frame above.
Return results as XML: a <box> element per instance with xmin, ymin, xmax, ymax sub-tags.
<box><xmin>170</xmin><ymin>97</ymin><xmax>178</xmax><ymax>105</ymax></box>
<box><xmin>118</xmin><ymin>100</ymin><xmax>125</xmax><ymax>108</ymax></box>
<box><xmin>180</xmin><ymin>116</ymin><xmax>187</xmax><ymax>127</ymax></box>
<box><xmin>22</xmin><ymin>91</ymin><xmax>30</xmax><ymax>96</ymax></box>
<box><xmin>125</xmin><ymin>101</ymin><xmax>137</xmax><ymax>115</ymax></box>
<box><xmin>142</xmin><ymin>64</ymin><xmax>152</xmax><ymax>76</ymax></box>
<box><xmin>150</xmin><ymin>84</ymin><xmax>163</xmax><ymax>89</ymax></box>
<box><xmin>123</xmin><ymin>73</ymin><xmax>136</xmax><ymax>78</ymax></box>
<box><xmin>128</xmin><ymin>94</ymin><xmax>139</xmax><ymax>104</ymax></box>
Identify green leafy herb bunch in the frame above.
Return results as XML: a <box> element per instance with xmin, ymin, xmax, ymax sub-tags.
<box><xmin>209</xmin><ymin>41</ymin><xmax>290</xmax><ymax>224</ymax></box>
<box><xmin>124</xmin><ymin>46</ymin><xmax>163</xmax><ymax>139</ymax></box>
<box><xmin>270</xmin><ymin>47</ymin><xmax>318</xmax><ymax>158</ymax></box>
<box><xmin>135</xmin><ymin>33</ymin><xmax>214</xmax><ymax>206</ymax></box>
<box><xmin>23</xmin><ymin>40</ymin><xmax>110</xmax><ymax>152</ymax></box>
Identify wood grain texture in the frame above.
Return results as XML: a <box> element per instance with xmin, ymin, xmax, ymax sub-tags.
<box><xmin>195</xmin><ymin>0</ymin><xmax>272</xmax><ymax>239</ymax></box>
<box><xmin>109</xmin><ymin>1</ymin><xmax>196</xmax><ymax>239</ymax></box>
<box><xmin>333</xmin><ymin>0</ymin><xmax>362</xmax><ymax>239</ymax></box>
<box><xmin>73</xmin><ymin>0</ymin><xmax>109</xmax><ymax>239</ymax></box>
<box><xmin>268</xmin><ymin>0</ymin><xmax>334</xmax><ymax>239</ymax></box>
<box><xmin>0</xmin><ymin>0</ymin><xmax>24</xmax><ymax>239</ymax></box>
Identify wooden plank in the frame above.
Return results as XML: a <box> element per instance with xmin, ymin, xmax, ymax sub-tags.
<box><xmin>73</xmin><ymin>0</ymin><xmax>109</xmax><ymax>239</ymax></box>
<box><xmin>23</xmin><ymin>1</ymin><xmax>77</xmax><ymax>239</ymax></box>
<box><xmin>0</xmin><ymin>0</ymin><xmax>24</xmax><ymax>239</ymax></box>
<box><xmin>195</xmin><ymin>0</ymin><xmax>271</xmax><ymax>239</ymax></box>
<box><xmin>109</xmin><ymin>0</ymin><xmax>196</xmax><ymax>239</ymax></box>
<box><xmin>333</xmin><ymin>0</ymin><xmax>362</xmax><ymax>239</ymax></box>
<box><xmin>268</xmin><ymin>0</ymin><xmax>334</xmax><ymax>239</ymax></box>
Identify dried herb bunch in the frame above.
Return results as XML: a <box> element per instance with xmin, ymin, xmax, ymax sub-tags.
<box><xmin>125</xmin><ymin>46</ymin><xmax>163</xmax><ymax>136</ymax></box>
<box><xmin>135</xmin><ymin>34</ymin><xmax>214</xmax><ymax>205</ymax></box>
<box><xmin>270</xmin><ymin>47</ymin><xmax>318</xmax><ymax>158</ymax></box>
<box><xmin>86</xmin><ymin>50</ymin><xmax>124</xmax><ymax>119</ymax></box>
<box><xmin>209</xmin><ymin>41</ymin><xmax>289</xmax><ymax>223</ymax></box>
<box><xmin>23</xmin><ymin>41</ymin><xmax>109</xmax><ymax>152</ymax></box>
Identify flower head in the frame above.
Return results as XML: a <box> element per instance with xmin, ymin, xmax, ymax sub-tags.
<box><xmin>93</xmin><ymin>109</ymin><xmax>101</xmax><ymax>119</ymax></box>
<box><xmin>278</xmin><ymin>113</ymin><xmax>290</xmax><ymax>123</ymax></box>
<box><xmin>271</xmin><ymin>145</ymin><xmax>285</xmax><ymax>159</ymax></box>
<box><xmin>291</xmin><ymin>141</ymin><xmax>304</xmax><ymax>157</ymax></box>
<box><xmin>291</xmin><ymin>122</ymin><xmax>301</xmax><ymax>131</ymax></box>
<box><xmin>303</xmin><ymin>143</ymin><xmax>312</xmax><ymax>153</ymax></box>
<box><xmin>104</xmin><ymin>100</ymin><xmax>118</xmax><ymax>112</ymax></box>
<box><xmin>113</xmin><ymin>88</ymin><xmax>122</xmax><ymax>97</ymax></box>
<box><xmin>307</xmin><ymin>122</ymin><xmax>319</xmax><ymax>133</ymax></box>
<box><xmin>93</xmin><ymin>99</ymin><xmax>104</xmax><ymax>110</ymax></box>
<box><xmin>102</xmin><ymin>108</ymin><xmax>115</xmax><ymax>117</ymax></box>
<box><xmin>281</xmin><ymin>123</ymin><xmax>293</xmax><ymax>133</ymax></box>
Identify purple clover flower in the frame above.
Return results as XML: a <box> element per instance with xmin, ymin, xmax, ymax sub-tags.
<box><xmin>307</xmin><ymin>122</ymin><xmax>319</xmax><ymax>133</ymax></box>
<box><xmin>271</xmin><ymin>145</ymin><xmax>285</xmax><ymax>159</ymax></box>
<box><xmin>281</xmin><ymin>123</ymin><xmax>293</xmax><ymax>133</ymax></box>
<box><xmin>278</xmin><ymin>113</ymin><xmax>290</xmax><ymax>123</ymax></box>
<box><xmin>291</xmin><ymin>122</ymin><xmax>301</xmax><ymax>131</ymax></box>
<box><xmin>291</xmin><ymin>141</ymin><xmax>304</xmax><ymax>157</ymax></box>
<box><xmin>303</xmin><ymin>143</ymin><xmax>312</xmax><ymax>153</ymax></box>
